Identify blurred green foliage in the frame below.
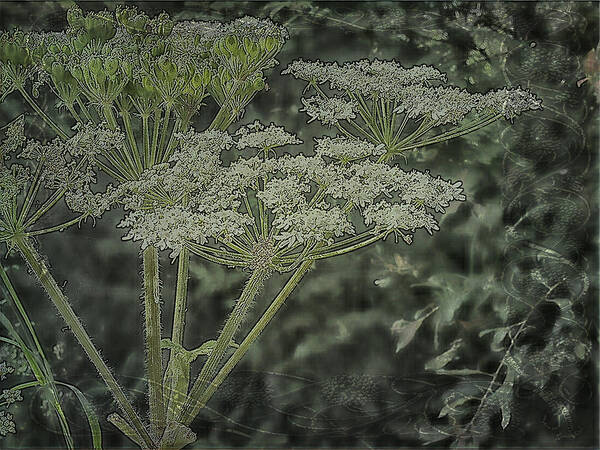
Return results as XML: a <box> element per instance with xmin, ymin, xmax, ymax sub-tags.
<box><xmin>0</xmin><ymin>1</ymin><xmax>597</xmax><ymax>448</ymax></box>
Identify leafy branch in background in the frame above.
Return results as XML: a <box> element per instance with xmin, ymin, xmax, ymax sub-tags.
<box><xmin>0</xmin><ymin>4</ymin><xmax>542</xmax><ymax>449</ymax></box>
<box><xmin>0</xmin><ymin>262</ymin><xmax>101</xmax><ymax>448</ymax></box>
<box><xmin>390</xmin><ymin>244</ymin><xmax>592</xmax><ymax>447</ymax></box>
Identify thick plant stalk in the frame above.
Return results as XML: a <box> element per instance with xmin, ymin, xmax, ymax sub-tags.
<box><xmin>178</xmin><ymin>267</ymin><xmax>270</xmax><ymax>425</ymax></box>
<box><xmin>142</xmin><ymin>246</ymin><xmax>165</xmax><ymax>438</ymax></box>
<box><xmin>164</xmin><ymin>247</ymin><xmax>190</xmax><ymax>421</ymax></box>
<box><xmin>171</xmin><ymin>248</ymin><xmax>190</xmax><ymax>347</ymax></box>
<box><xmin>191</xmin><ymin>260</ymin><xmax>313</xmax><ymax>420</ymax></box>
<box><xmin>13</xmin><ymin>235</ymin><xmax>155</xmax><ymax>449</ymax></box>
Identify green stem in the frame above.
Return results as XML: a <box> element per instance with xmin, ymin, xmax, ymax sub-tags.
<box><xmin>164</xmin><ymin>246</ymin><xmax>190</xmax><ymax>422</ymax></box>
<box><xmin>397</xmin><ymin>113</ymin><xmax>501</xmax><ymax>151</ymax></box>
<box><xmin>178</xmin><ymin>267</ymin><xmax>270</xmax><ymax>425</ymax></box>
<box><xmin>171</xmin><ymin>248</ymin><xmax>189</xmax><ymax>347</ymax></box>
<box><xmin>102</xmin><ymin>103</ymin><xmax>118</xmax><ymax>130</ymax></box>
<box><xmin>76</xmin><ymin>98</ymin><xmax>95</xmax><ymax>124</ymax></box>
<box><xmin>18</xmin><ymin>88</ymin><xmax>69</xmax><ymax>140</ymax></box>
<box><xmin>187</xmin><ymin>260</ymin><xmax>313</xmax><ymax>423</ymax></box>
<box><xmin>13</xmin><ymin>235</ymin><xmax>155</xmax><ymax>449</ymax></box>
<box><xmin>26</xmin><ymin>214</ymin><xmax>87</xmax><ymax>237</ymax></box>
<box><xmin>66</xmin><ymin>103</ymin><xmax>83</xmax><ymax>124</ymax></box>
<box><xmin>0</xmin><ymin>262</ymin><xmax>46</xmax><ymax>364</ymax></box>
<box><xmin>311</xmin><ymin>232</ymin><xmax>386</xmax><ymax>260</ymax></box>
<box><xmin>142</xmin><ymin>114</ymin><xmax>151</xmax><ymax>168</ymax></box>
<box><xmin>157</xmin><ymin>103</ymin><xmax>172</xmax><ymax>163</ymax></box>
<box><xmin>142</xmin><ymin>246</ymin><xmax>165</xmax><ymax>439</ymax></box>
<box><xmin>120</xmin><ymin>109</ymin><xmax>143</xmax><ymax>175</ymax></box>
<box><xmin>17</xmin><ymin>159</ymin><xmax>44</xmax><ymax>226</ymax></box>
<box><xmin>23</xmin><ymin>188</ymin><xmax>65</xmax><ymax>229</ymax></box>
<box><xmin>151</xmin><ymin>108</ymin><xmax>161</xmax><ymax>167</ymax></box>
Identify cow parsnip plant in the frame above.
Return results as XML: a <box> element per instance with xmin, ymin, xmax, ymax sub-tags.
<box><xmin>0</xmin><ymin>6</ymin><xmax>541</xmax><ymax>449</ymax></box>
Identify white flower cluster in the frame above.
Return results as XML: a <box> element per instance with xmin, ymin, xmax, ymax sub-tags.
<box><xmin>283</xmin><ymin>59</ymin><xmax>447</xmax><ymax>97</ymax></box>
<box><xmin>0</xmin><ymin>362</ymin><xmax>14</xmax><ymax>381</ymax></box>
<box><xmin>115</xmin><ymin>120</ymin><xmax>466</xmax><ymax>262</ymax></box>
<box><xmin>315</xmin><ymin>136</ymin><xmax>385</xmax><ymax>162</ymax></box>
<box><xmin>273</xmin><ymin>205</ymin><xmax>354</xmax><ymax>248</ymax></box>
<box><xmin>364</xmin><ymin>201</ymin><xmax>439</xmax><ymax>242</ymax></box>
<box><xmin>0</xmin><ymin>116</ymin><xmax>25</xmax><ymax>160</ymax></box>
<box><xmin>0</xmin><ymin>119</ymin><xmax>124</xmax><ymax>231</ymax></box>
<box><xmin>300</xmin><ymin>96</ymin><xmax>357</xmax><ymax>126</ymax></box>
<box><xmin>284</xmin><ymin>59</ymin><xmax>542</xmax><ymax>126</ymax></box>
<box><xmin>65</xmin><ymin>184</ymin><xmax>120</xmax><ymax>220</ymax></box>
<box><xmin>68</xmin><ymin>122</ymin><xmax>126</xmax><ymax>161</ymax></box>
<box><xmin>0</xmin><ymin>411</ymin><xmax>15</xmax><ymax>437</ymax></box>
<box><xmin>116</xmin><ymin>129</ymin><xmax>255</xmax><ymax>255</ymax></box>
<box><xmin>235</xmin><ymin>120</ymin><xmax>301</xmax><ymax>151</ymax></box>
<box><xmin>478</xmin><ymin>87</ymin><xmax>544</xmax><ymax>120</ymax></box>
<box><xmin>0</xmin><ymin>390</ymin><xmax>22</xmax><ymax>406</ymax></box>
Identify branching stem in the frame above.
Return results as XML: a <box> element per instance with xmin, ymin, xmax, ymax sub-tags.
<box><xmin>13</xmin><ymin>235</ymin><xmax>155</xmax><ymax>449</ymax></box>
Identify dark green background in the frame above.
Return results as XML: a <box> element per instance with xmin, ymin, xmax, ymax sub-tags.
<box><xmin>0</xmin><ymin>2</ymin><xmax>597</xmax><ymax>448</ymax></box>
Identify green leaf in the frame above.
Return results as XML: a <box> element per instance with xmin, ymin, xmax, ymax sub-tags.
<box><xmin>56</xmin><ymin>381</ymin><xmax>102</xmax><ymax>449</ymax></box>
<box><xmin>159</xmin><ymin>421</ymin><xmax>196</xmax><ymax>450</ymax></box>
<box><xmin>161</xmin><ymin>338</ymin><xmax>239</xmax><ymax>421</ymax></box>
<box><xmin>496</xmin><ymin>368</ymin><xmax>516</xmax><ymax>429</ymax></box>
<box><xmin>425</xmin><ymin>339</ymin><xmax>462</xmax><ymax>371</ymax></box>
<box><xmin>479</xmin><ymin>327</ymin><xmax>509</xmax><ymax>352</ymax></box>
<box><xmin>108</xmin><ymin>413</ymin><xmax>145</xmax><ymax>448</ymax></box>
<box><xmin>391</xmin><ymin>305</ymin><xmax>438</xmax><ymax>352</ymax></box>
<box><xmin>438</xmin><ymin>393</ymin><xmax>473</xmax><ymax>418</ymax></box>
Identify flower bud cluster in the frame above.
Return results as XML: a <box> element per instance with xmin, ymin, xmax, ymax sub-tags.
<box><xmin>1</xmin><ymin>6</ymin><xmax>289</xmax><ymax>128</ymax></box>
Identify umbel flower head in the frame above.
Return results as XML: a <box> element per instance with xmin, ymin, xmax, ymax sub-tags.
<box><xmin>0</xmin><ymin>116</ymin><xmax>120</xmax><ymax>247</ymax></box>
<box><xmin>116</xmin><ymin>121</ymin><xmax>465</xmax><ymax>270</ymax></box>
<box><xmin>283</xmin><ymin>58</ymin><xmax>542</xmax><ymax>160</ymax></box>
<box><xmin>111</xmin><ymin>56</ymin><xmax>541</xmax><ymax>273</ymax></box>
<box><xmin>0</xmin><ymin>5</ymin><xmax>289</xmax><ymax>183</ymax></box>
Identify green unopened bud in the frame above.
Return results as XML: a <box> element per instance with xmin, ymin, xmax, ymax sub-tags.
<box><xmin>157</xmin><ymin>14</ymin><xmax>174</xmax><ymax>36</ymax></box>
<box><xmin>132</xmin><ymin>17</ymin><xmax>148</xmax><ymax>33</ymax></box>
<box><xmin>191</xmin><ymin>72</ymin><xmax>204</xmax><ymax>90</ymax></box>
<box><xmin>159</xmin><ymin>61</ymin><xmax>177</xmax><ymax>82</ymax></box>
<box><xmin>122</xmin><ymin>61</ymin><xmax>133</xmax><ymax>78</ymax></box>
<box><xmin>151</xmin><ymin>42</ymin><xmax>165</xmax><ymax>58</ymax></box>
<box><xmin>215</xmin><ymin>39</ymin><xmax>228</xmax><ymax>57</ymax></box>
<box><xmin>73</xmin><ymin>35</ymin><xmax>90</xmax><ymax>52</ymax></box>
<box><xmin>202</xmin><ymin>68</ymin><xmax>212</xmax><ymax>85</ymax></box>
<box><xmin>265</xmin><ymin>36</ymin><xmax>278</xmax><ymax>52</ymax></box>
<box><xmin>88</xmin><ymin>58</ymin><xmax>103</xmax><ymax>77</ymax></box>
<box><xmin>13</xmin><ymin>31</ymin><xmax>24</xmax><ymax>45</ymax></box>
<box><xmin>244</xmin><ymin>38</ymin><xmax>259</xmax><ymax>58</ymax></box>
<box><xmin>142</xmin><ymin>76</ymin><xmax>155</xmax><ymax>91</ymax></box>
<box><xmin>225</xmin><ymin>35</ymin><xmax>239</xmax><ymax>54</ymax></box>
<box><xmin>104</xmin><ymin>58</ymin><xmax>119</xmax><ymax>77</ymax></box>
<box><xmin>71</xmin><ymin>66</ymin><xmax>84</xmax><ymax>81</ymax></box>
<box><xmin>252</xmin><ymin>77</ymin><xmax>265</xmax><ymax>92</ymax></box>
<box><xmin>41</xmin><ymin>55</ymin><xmax>55</xmax><ymax>72</ymax></box>
<box><xmin>51</xmin><ymin>63</ymin><xmax>67</xmax><ymax>83</ymax></box>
